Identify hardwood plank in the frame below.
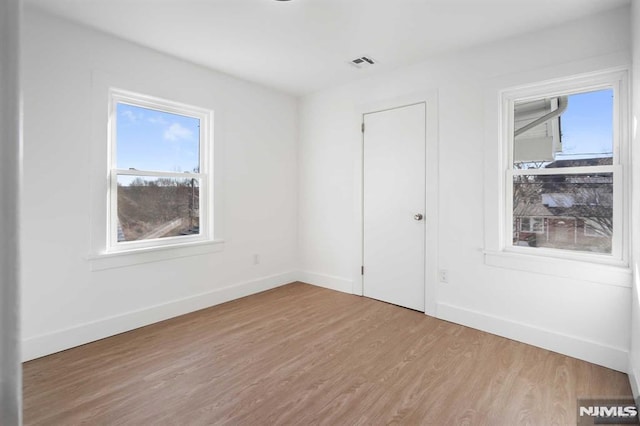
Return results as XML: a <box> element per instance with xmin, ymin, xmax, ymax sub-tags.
<box><xmin>23</xmin><ymin>282</ymin><xmax>633</xmax><ymax>425</ymax></box>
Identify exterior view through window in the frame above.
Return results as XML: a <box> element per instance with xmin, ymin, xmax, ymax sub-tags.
<box><xmin>110</xmin><ymin>91</ymin><xmax>210</xmax><ymax>249</ymax></box>
<box><xmin>511</xmin><ymin>88</ymin><xmax>614</xmax><ymax>254</ymax></box>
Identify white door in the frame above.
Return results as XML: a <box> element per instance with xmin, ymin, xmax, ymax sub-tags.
<box><xmin>363</xmin><ymin>103</ymin><xmax>426</xmax><ymax>312</ymax></box>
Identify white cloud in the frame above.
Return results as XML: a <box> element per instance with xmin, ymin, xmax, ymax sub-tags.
<box><xmin>121</xmin><ymin>109</ymin><xmax>140</xmax><ymax>123</ymax></box>
<box><xmin>148</xmin><ymin>116</ymin><xmax>169</xmax><ymax>126</ymax></box>
<box><xmin>164</xmin><ymin>123</ymin><xmax>193</xmax><ymax>141</ymax></box>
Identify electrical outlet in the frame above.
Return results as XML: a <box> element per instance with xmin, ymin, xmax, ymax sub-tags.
<box><xmin>439</xmin><ymin>269</ymin><xmax>448</xmax><ymax>283</ymax></box>
<box><xmin>253</xmin><ymin>254</ymin><xmax>260</xmax><ymax>265</ymax></box>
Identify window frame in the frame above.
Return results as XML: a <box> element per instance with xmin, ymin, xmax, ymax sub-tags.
<box><xmin>107</xmin><ymin>88</ymin><xmax>214</xmax><ymax>253</ymax></box>
<box><xmin>500</xmin><ymin>69</ymin><xmax>629</xmax><ymax>265</ymax></box>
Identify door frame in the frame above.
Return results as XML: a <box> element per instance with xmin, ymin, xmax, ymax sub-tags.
<box><xmin>354</xmin><ymin>90</ymin><xmax>440</xmax><ymax>316</ymax></box>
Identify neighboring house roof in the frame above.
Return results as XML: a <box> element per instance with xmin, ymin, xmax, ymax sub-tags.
<box><xmin>513</xmin><ymin>97</ymin><xmax>561</xmax><ymax>163</ymax></box>
<box><xmin>542</xmin><ymin>193</ymin><xmax>573</xmax><ymax>208</ymax></box>
<box><xmin>514</xmin><ymin>201</ymin><xmax>612</xmax><ymax>219</ymax></box>
<box><xmin>514</xmin><ymin>159</ymin><xmax>613</xmax><ymax>220</ymax></box>
<box><xmin>544</xmin><ymin>157</ymin><xmax>612</xmax><ymax>168</ymax></box>
<box><xmin>514</xmin><ymin>202</ymin><xmax>553</xmax><ymax>217</ymax></box>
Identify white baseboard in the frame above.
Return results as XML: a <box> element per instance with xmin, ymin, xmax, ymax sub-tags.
<box><xmin>298</xmin><ymin>271</ymin><xmax>353</xmax><ymax>294</ymax></box>
<box><xmin>629</xmin><ymin>358</ymin><xmax>640</xmax><ymax>404</ymax></box>
<box><xmin>22</xmin><ymin>271</ymin><xmax>297</xmax><ymax>362</ymax></box>
<box><xmin>437</xmin><ymin>302</ymin><xmax>629</xmax><ymax>373</ymax></box>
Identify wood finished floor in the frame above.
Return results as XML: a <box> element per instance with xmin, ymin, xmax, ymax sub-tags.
<box><xmin>23</xmin><ymin>282</ymin><xmax>632</xmax><ymax>425</ymax></box>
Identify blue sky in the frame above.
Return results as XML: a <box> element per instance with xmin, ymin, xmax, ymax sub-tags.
<box><xmin>116</xmin><ymin>103</ymin><xmax>200</xmax><ymax>172</ymax></box>
<box><xmin>558</xmin><ymin>88</ymin><xmax>613</xmax><ymax>158</ymax></box>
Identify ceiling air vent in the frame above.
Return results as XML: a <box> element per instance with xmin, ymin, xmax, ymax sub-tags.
<box><xmin>350</xmin><ymin>56</ymin><xmax>376</xmax><ymax>69</ymax></box>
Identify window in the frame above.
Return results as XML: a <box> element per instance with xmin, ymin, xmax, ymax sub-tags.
<box><xmin>108</xmin><ymin>89</ymin><xmax>213</xmax><ymax>252</ymax></box>
<box><xmin>519</xmin><ymin>217</ymin><xmax>545</xmax><ymax>233</ymax></box>
<box><xmin>502</xmin><ymin>70</ymin><xmax>628</xmax><ymax>262</ymax></box>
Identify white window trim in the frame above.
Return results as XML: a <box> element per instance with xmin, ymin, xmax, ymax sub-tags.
<box><xmin>88</xmin><ymin>71</ymin><xmax>225</xmax><ymax>271</ymax></box>
<box><xmin>483</xmin><ymin>68</ymin><xmax>631</xmax><ymax>286</ymax></box>
<box><xmin>107</xmin><ymin>88</ymin><xmax>215</xmax><ymax>253</ymax></box>
<box><xmin>88</xmin><ymin>239</ymin><xmax>224</xmax><ymax>271</ymax></box>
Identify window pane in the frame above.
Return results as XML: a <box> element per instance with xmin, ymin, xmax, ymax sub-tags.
<box><xmin>116</xmin><ymin>103</ymin><xmax>200</xmax><ymax>173</ymax></box>
<box><xmin>513</xmin><ymin>89</ymin><xmax>613</xmax><ymax>170</ymax></box>
<box><xmin>117</xmin><ymin>175</ymin><xmax>200</xmax><ymax>242</ymax></box>
<box><xmin>512</xmin><ymin>173</ymin><xmax>612</xmax><ymax>253</ymax></box>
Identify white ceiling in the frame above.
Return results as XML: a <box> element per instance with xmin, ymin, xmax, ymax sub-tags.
<box><xmin>26</xmin><ymin>0</ymin><xmax>630</xmax><ymax>96</ymax></box>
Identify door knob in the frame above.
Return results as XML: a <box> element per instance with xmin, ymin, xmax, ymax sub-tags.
<box><xmin>414</xmin><ymin>214</ymin><xmax>423</xmax><ymax>221</ymax></box>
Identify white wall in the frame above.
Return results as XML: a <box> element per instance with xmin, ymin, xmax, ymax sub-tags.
<box><xmin>299</xmin><ymin>7</ymin><xmax>632</xmax><ymax>371</ymax></box>
<box><xmin>1</xmin><ymin>0</ymin><xmax>22</xmax><ymax>422</ymax></box>
<box><xmin>21</xmin><ymin>8</ymin><xmax>299</xmax><ymax>361</ymax></box>
<box><xmin>629</xmin><ymin>0</ymin><xmax>640</xmax><ymax>402</ymax></box>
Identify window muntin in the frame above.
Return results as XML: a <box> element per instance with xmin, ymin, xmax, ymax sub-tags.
<box><xmin>109</xmin><ymin>89</ymin><xmax>212</xmax><ymax>251</ymax></box>
<box><xmin>506</xmin><ymin>79</ymin><xmax>624</xmax><ymax>260</ymax></box>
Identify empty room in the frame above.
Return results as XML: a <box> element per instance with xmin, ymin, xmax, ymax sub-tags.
<box><xmin>1</xmin><ymin>0</ymin><xmax>640</xmax><ymax>424</ymax></box>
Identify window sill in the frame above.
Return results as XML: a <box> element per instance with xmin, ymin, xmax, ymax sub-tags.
<box><xmin>88</xmin><ymin>239</ymin><xmax>225</xmax><ymax>271</ymax></box>
<box><xmin>484</xmin><ymin>249</ymin><xmax>631</xmax><ymax>288</ymax></box>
